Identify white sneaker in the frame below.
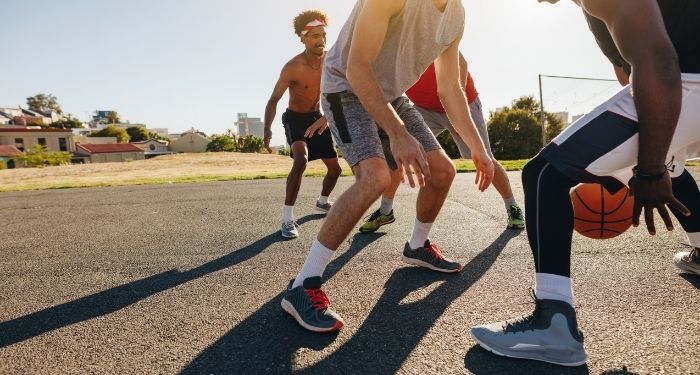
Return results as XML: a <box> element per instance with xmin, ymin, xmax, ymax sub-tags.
<box><xmin>281</xmin><ymin>221</ymin><xmax>299</xmax><ymax>238</ymax></box>
<box><xmin>673</xmin><ymin>247</ymin><xmax>700</xmax><ymax>275</ymax></box>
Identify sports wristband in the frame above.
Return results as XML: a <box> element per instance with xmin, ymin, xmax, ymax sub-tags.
<box><xmin>632</xmin><ymin>165</ymin><xmax>667</xmax><ymax>181</ymax></box>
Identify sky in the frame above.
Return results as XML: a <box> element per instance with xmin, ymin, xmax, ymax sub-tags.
<box><xmin>1</xmin><ymin>0</ymin><xmax>618</xmax><ymax>147</ymax></box>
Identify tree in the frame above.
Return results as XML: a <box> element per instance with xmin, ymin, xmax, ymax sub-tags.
<box><xmin>207</xmin><ymin>135</ymin><xmax>236</xmax><ymax>152</ymax></box>
<box><xmin>236</xmin><ymin>135</ymin><xmax>264</xmax><ymax>153</ymax></box>
<box><xmin>435</xmin><ymin>130</ymin><xmax>461</xmax><ymax>159</ymax></box>
<box><xmin>487</xmin><ymin>95</ymin><xmax>564</xmax><ymax>160</ymax></box>
<box><xmin>126</xmin><ymin>126</ymin><xmax>150</xmax><ymax>142</ymax></box>
<box><xmin>13</xmin><ymin>145</ymin><xmax>71</xmax><ymax>167</ymax></box>
<box><xmin>48</xmin><ymin>116</ymin><xmax>84</xmax><ymax>129</ymax></box>
<box><xmin>26</xmin><ymin>93</ymin><xmax>63</xmax><ymax>115</ymax></box>
<box><xmin>106</xmin><ymin>111</ymin><xmax>120</xmax><ymax>124</ymax></box>
<box><xmin>89</xmin><ymin>125</ymin><xmax>130</xmax><ymax>143</ymax></box>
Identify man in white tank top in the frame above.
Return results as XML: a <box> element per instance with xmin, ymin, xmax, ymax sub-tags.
<box><xmin>280</xmin><ymin>0</ymin><xmax>496</xmax><ymax>333</ymax></box>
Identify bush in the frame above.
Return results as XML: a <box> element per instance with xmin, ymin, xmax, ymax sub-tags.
<box><xmin>278</xmin><ymin>147</ymin><xmax>291</xmax><ymax>156</ymax></box>
<box><xmin>13</xmin><ymin>145</ymin><xmax>71</xmax><ymax>167</ymax></box>
<box><xmin>206</xmin><ymin>134</ymin><xmax>265</xmax><ymax>153</ymax></box>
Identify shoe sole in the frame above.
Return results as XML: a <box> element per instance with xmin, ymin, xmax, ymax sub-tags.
<box><xmin>359</xmin><ymin>218</ymin><xmax>395</xmax><ymax>234</ymax></box>
<box><xmin>401</xmin><ymin>256</ymin><xmax>462</xmax><ymax>273</ymax></box>
<box><xmin>674</xmin><ymin>261</ymin><xmax>700</xmax><ymax>275</ymax></box>
<box><xmin>315</xmin><ymin>206</ymin><xmax>330</xmax><ymax>213</ymax></box>
<box><xmin>470</xmin><ymin>331</ymin><xmax>587</xmax><ymax>367</ymax></box>
<box><xmin>507</xmin><ymin>224</ymin><xmax>525</xmax><ymax>230</ymax></box>
<box><xmin>281</xmin><ymin>231</ymin><xmax>298</xmax><ymax>239</ymax></box>
<box><xmin>280</xmin><ymin>299</ymin><xmax>343</xmax><ymax>333</ymax></box>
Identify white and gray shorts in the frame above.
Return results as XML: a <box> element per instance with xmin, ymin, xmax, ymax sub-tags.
<box><xmin>322</xmin><ymin>91</ymin><xmax>442</xmax><ymax>169</ymax></box>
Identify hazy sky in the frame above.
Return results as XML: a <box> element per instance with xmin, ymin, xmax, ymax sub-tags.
<box><xmin>1</xmin><ymin>0</ymin><xmax>618</xmax><ymax>146</ymax></box>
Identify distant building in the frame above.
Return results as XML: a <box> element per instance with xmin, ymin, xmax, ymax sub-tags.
<box><xmin>0</xmin><ymin>145</ymin><xmax>22</xmax><ymax>169</ymax></box>
<box><xmin>235</xmin><ymin>113</ymin><xmax>264</xmax><ymax>138</ymax></box>
<box><xmin>74</xmin><ymin>143</ymin><xmax>145</xmax><ymax>163</ymax></box>
<box><xmin>73</xmin><ymin>135</ymin><xmax>117</xmax><ymax>145</ymax></box>
<box><xmin>0</xmin><ymin>127</ymin><xmax>74</xmax><ymax>152</ymax></box>
<box><xmin>131</xmin><ymin>139</ymin><xmax>174</xmax><ymax>158</ymax></box>
<box><xmin>552</xmin><ymin>111</ymin><xmax>569</xmax><ymax>125</ymax></box>
<box><xmin>150</xmin><ymin>128</ymin><xmax>169</xmax><ymax>138</ymax></box>
<box><xmin>168</xmin><ymin>130</ymin><xmax>209</xmax><ymax>153</ymax></box>
<box><xmin>90</xmin><ymin>110</ymin><xmax>115</xmax><ymax>128</ymax></box>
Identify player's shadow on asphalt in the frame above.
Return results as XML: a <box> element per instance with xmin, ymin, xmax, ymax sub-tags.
<box><xmin>680</xmin><ymin>273</ymin><xmax>700</xmax><ymax>289</ymax></box>
<box><xmin>0</xmin><ymin>213</ymin><xmax>326</xmax><ymax>348</ymax></box>
<box><xmin>182</xmin><ymin>229</ymin><xmax>519</xmax><ymax>374</ymax></box>
<box><xmin>180</xmin><ymin>231</ymin><xmax>386</xmax><ymax>374</ymax></box>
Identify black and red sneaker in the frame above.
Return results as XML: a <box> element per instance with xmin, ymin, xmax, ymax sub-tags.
<box><xmin>402</xmin><ymin>239</ymin><xmax>462</xmax><ymax>273</ymax></box>
<box><xmin>281</xmin><ymin>276</ymin><xmax>344</xmax><ymax>332</ymax></box>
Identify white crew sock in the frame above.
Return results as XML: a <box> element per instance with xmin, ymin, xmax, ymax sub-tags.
<box><xmin>283</xmin><ymin>205</ymin><xmax>294</xmax><ymax>223</ymax></box>
<box><xmin>292</xmin><ymin>239</ymin><xmax>335</xmax><ymax>288</ymax></box>
<box><xmin>408</xmin><ymin>219</ymin><xmax>433</xmax><ymax>250</ymax></box>
<box><xmin>535</xmin><ymin>273</ymin><xmax>574</xmax><ymax>306</ymax></box>
<box><xmin>504</xmin><ymin>197</ymin><xmax>517</xmax><ymax>210</ymax></box>
<box><xmin>380</xmin><ymin>197</ymin><xmax>394</xmax><ymax>215</ymax></box>
<box><xmin>318</xmin><ymin>195</ymin><xmax>329</xmax><ymax>205</ymax></box>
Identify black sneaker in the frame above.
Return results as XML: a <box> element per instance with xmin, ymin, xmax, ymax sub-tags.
<box><xmin>281</xmin><ymin>276</ymin><xmax>344</xmax><ymax>332</ymax></box>
<box><xmin>402</xmin><ymin>240</ymin><xmax>462</xmax><ymax>273</ymax></box>
<box><xmin>471</xmin><ymin>292</ymin><xmax>588</xmax><ymax>367</ymax></box>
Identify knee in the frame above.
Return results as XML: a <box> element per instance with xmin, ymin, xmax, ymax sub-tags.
<box><xmin>355</xmin><ymin>160</ymin><xmax>392</xmax><ymax>195</ymax></box>
<box><xmin>428</xmin><ymin>156</ymin><xmax>456</xmax><ymax>188</ymax></box>
<box><xmin>329</xmin><ymin>163</ymin><xmax>342</xmax><ymax>177</ymax></box>
<box><xmin>292</xmin><ymin>154</ymin><xmax>308</xmax><ymax>170</ymax></box>
<box><xmin>522</xmin><ymin>155</ymin><xmax>546</xmax><ymax>190</ymax></box>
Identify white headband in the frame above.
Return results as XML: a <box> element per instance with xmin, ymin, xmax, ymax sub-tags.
<box><xmin>301</xmin><ymin>19</ymin><xmax>326</xmax><ymax>36</ymax></box>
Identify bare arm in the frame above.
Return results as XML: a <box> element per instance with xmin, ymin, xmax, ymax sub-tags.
<box><xmin>613</xmin><ymin>64</ymin><xmax>630</xmax><ymax>86</ymax></box>
<box><xmin>264</xmin><ymin>67</ymin><xmax>292</xmax><ymax>152</ymax></box>
<box><xmin>582</xmin><ymin>0</ymin><xmax>689</xmax><ymax>232</ymax></box>
<box><xmin>435</xmin><ymin>42</ymin><xmax>494</xmax><ymax>191</ymax></box>
<box><xmin>346</xmin><ymin>0</ymin><xmax>431</xmax><ymax>187</ymax></box>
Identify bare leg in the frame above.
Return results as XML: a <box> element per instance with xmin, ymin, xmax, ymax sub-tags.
<box><xmin>416</xmin><ymin>149</ymin><xmax>456</xmax><ymax>223</ymax></box>
<box><xmin>317</xmin><ymin>157</ymin><xmax>391</xmax><ymax>249</ymax></box>
<box><xmin>491</xmin><ymin>158</ymin><xmax>515</xmax><ymax>201</ymax></box>
<box><xmin>382</xmin><ymin>169</ymin><xmax>403</xmax><ymax>200</ymax></box>
<box><xmin>320</xmin><ymin>157</ymin><xmax>342</xmax><ymax>197</ymax></box>
<box><xmin>284</xmin><ymin>141</ymin><xmax>308</xmax><ymax>206</ymax></box>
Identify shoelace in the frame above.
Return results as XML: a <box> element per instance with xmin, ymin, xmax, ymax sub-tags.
<box><xmin>283</xmin><ymin>221</ymin><xmax>298</xmax><ymax>230</ymax></box>
<box><xmin>365</xmin><ymin>209</ymin><xmax>383</xmax><ymax>222</ymax></box>
<box><xmin>509</xmin><ymin>205</ymin><xmax>523</xmax><ymax>219</ymax></box>
<box><xmin>503</xmin><ymin>290</ymin><xmax>542</xmax><ymax>333</ymax></box>
<box><xmin>426</xmin><ymin>243</ymin><xmax>446</xmax><ymax>260</ymax></box>
<box><xmin>305</xmin><ymin>288</ymin><xmax>331</xmax><ymax>310</ymax></box>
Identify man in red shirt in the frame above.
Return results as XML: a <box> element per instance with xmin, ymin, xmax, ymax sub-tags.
<box><xmin>359</xmin><ymin>52</ymin><xmax>524</xmax><ymax>233</ymax></box>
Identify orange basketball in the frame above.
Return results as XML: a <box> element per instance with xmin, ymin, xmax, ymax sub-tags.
<box><xmin>570</xmin><ymin>183</ymin><xmax>634</xmax><ymax>239</ymax></box>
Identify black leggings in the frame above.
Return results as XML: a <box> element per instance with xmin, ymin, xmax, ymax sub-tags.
<box><xmin>523</xmin><ymin>155</ymin><xmax>700</xmax><ymax>277</ymax></box>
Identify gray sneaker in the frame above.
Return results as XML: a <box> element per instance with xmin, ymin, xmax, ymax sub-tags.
<box><xmin>673</xmin><ymin>247</ymin><xmax>700</xmax><ymax>275</ymax></box>
<box><xmin>281</xmin><ymin>221</ymin><xmax>299</xmax><ymax>238</ymax></box>
<box><xmin>471</xmin><ymin>295</ymin><xmax>588</xmax><ymax>367</ymax></box>
<box><xmin>402</xmin><ymin>240</ymin><xmax>462</xmax><ymax>273</ymax></box>
<box><xmin>281</xmin><ymin>276</ymin><xmax>344</xmax><ymax>332</ymax></box>
<box><xmin>315</xmin><ymin>200</ymin><xmax>332</xmax><ymax>213</ymax></box>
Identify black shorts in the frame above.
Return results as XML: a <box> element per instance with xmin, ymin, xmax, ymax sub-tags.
<box><xmin>282</xmin><ymin>109</ymin><xmax>337</xmax><ymax>161</ymax></box>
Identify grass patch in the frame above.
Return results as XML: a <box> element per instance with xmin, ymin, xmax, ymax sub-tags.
<box><xmin>1</xmin><ymin>152</ymin><xmax>694</xmax><ymax>193</ymax></box>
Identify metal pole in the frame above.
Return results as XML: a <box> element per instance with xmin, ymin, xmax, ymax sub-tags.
<box><xmin>539</xmin><ymin>74</ymin><xmax>545</xmax><ymax>147</ymax></box>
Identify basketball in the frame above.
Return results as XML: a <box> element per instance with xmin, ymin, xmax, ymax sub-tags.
<box><xmin>570</xmin><ymin>183</ymin><xmax>634</xmax><ymax>239</ymax></box>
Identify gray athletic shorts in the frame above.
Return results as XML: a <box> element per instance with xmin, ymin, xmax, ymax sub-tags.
<box><xmin>415</xmin><ymin>97</ymin><xmax>494</xmax><ymax>159</ymax></box>
<box><xmin>322</xmin><ymin>91</ymin><xmax>442</xmax><ymax>169</ymax></box>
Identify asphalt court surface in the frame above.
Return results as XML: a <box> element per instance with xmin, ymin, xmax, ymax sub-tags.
<box><xmin>1</xmin><ymin>169</ymin><xmax>698</xmax><ymax>374</ymax></box>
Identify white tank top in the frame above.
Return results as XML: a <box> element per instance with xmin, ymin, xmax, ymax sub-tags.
<box><xmin>322</xmin><ymin>0</ymin><xmax>465</xmax><ymax>101</ymax></box>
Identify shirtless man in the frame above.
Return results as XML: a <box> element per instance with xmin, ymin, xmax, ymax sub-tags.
<box><xmin>264</xmin><ymin>10</ymin><xmax>342</xmax><ymax>239</ymax></box>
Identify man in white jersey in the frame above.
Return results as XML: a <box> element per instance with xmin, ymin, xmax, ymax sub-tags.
<box><xmin>280</xmin><ymin>0</ymin><xmax>495</xmax><ymax>333</ymax></box>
